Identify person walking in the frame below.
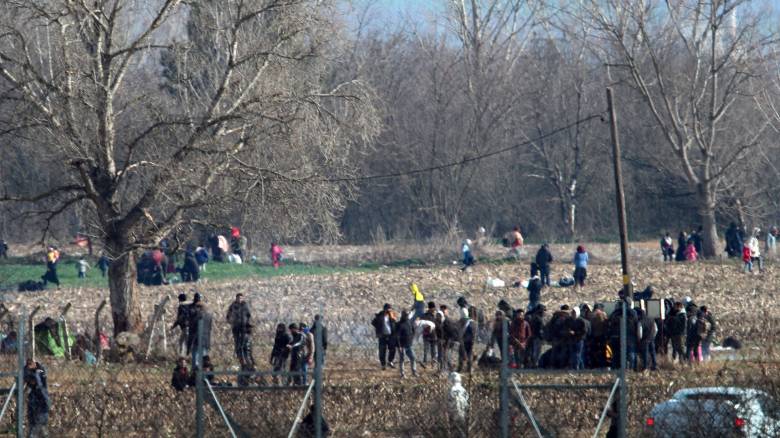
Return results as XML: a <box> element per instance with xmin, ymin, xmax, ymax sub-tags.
<box><xmin>41</xmin><ymin>246</ymin><xmax>60</xmax><ymax>287</ymax></box>
<box><xmin>371</xmin><ymin>304</ymin><xmax>396</xmax><ymax>370</ymax></box>
<box><xmin>748</xmin><ymin>228</ymin><xmax>763</xmax><ymax>272</ymax></box>
<box><xmin>97</xmin><ymin>254</ymin><xmax>110</xmax><ymax>277</ymax></box>
<box><xmin>226</xmin><ymin>293</ymin><xmax>252</xmax><ymax>365</ymax></box>
<box><xmin>461</xmin><ymin>239</ymin><xmax>475</xmax><ymax>270</ymax></box>
<box><xmin>572</xmin><ymin>245</ymin><xmax>589</xmax><ymax>291</ymax></box>
<box><xmin>395</xmin><ymin>310</ymin><xmax>417</xmax><ymax>378</ymax></box>
<box><xmin>535</xmin><ymin>244</ymin><xmax>553</xmax><ymax>287</ymax></box>
<box><xmin>170</xmin><ymin>293</ymin><xmax>191</xmax><ymax>357</ymax></box>
<box><xmin>439</xmin><ymin>305</ymin><xmax>460</xmax><ymax>372</ymax></box>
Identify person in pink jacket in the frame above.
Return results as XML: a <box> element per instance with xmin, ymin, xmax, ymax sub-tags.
<box><xmin>270</xmin><ymin>242</ymin><xmax>283</xmax><ymax>268</ymax></box>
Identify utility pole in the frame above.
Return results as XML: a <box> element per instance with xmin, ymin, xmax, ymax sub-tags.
<box><xmin>607</xmin><ymin>87</ymin><xmax>629</xmax><ymax>438</ymax></box>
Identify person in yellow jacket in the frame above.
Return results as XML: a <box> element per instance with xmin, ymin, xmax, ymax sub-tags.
<box><xmin>410</xmin><ymin>283</ymin><xmax>425</xmax><ymax>322</ymax></box>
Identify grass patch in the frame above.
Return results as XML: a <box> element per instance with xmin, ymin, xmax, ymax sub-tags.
<box><xmin>0</xmin><ymin>260</ymin><xmax>373</xmax><ymax>290</ymax></box>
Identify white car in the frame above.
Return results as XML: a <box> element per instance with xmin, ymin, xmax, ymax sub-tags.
<box><xmin>645</xmin><ymin>387</ymin><xmax>779</xmax><ymax>438</ymax></box>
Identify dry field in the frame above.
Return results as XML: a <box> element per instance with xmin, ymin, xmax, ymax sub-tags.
<box><xmin>0</xmin><ymin>243</ymin><xmax>778</xmax><ymax>436</ymax></box>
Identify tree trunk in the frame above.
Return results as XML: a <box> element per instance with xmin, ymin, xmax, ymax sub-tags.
<box><xmin>698</xmin><ymin>186</ymin><xmax>719</xmax><ymax>258</ymax></box>
<box><xmin>107</xmin><ymin>246</ymin><xmax>143</xmax><ymax>335</ymax></box>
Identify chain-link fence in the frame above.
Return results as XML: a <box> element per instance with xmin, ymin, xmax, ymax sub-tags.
<box><xmin>0</xmin><ymin>297</ymin><xmax>777</xmax><ymax>437</ymax></box>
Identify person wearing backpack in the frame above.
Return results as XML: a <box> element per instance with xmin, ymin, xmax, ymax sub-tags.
<box><xmin>665</xmin><ymin>302</ymin><xmax>687</xmax><ymax>363</ymax></box>
<box><xmin>699</xmin><ymin>306</ymin><xmax>716</xmax><ymax>361</ymax></box>
<box><xmin>637</xmin><ymin>308</ymin><xmax>658</xmax><ymax>371</ymax></box>
<box><xmin>685</xmin><ymin>306</ymin><xmax>703</xmax><ymax>364</ymax></box>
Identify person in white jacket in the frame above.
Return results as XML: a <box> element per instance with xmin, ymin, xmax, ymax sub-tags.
<box><xmin>748</xmin><ymin>228</ymin><xmax>763</xmax><ymax>272</ymax></box>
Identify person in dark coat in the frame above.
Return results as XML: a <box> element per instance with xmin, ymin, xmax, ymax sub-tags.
<box><xmin>395</xmin><ymin>310</ymin><xmax>417</xmax><ymax>377</ymax></box>
<box><xmin>170</xmin><ymin>293</ymin><xmax>191</xmax><ymax>357</ymax></box>
<box><xmin>226</xmin><ymin>294</ymin><xmax>252</xmax><ymax>366</ymax></box>
<box><xmin>371</xmin><ymin>303</ymin><xmax>396</xmax><ymax>370</ymax></box>
<box><xmin>675</xmin><ymin>232</ymin><xmax>688</xmax><ymax>262</ymax></box>
<box><xmin>458</xmin><ymin>308</ymin><xmax>476</xmax><ymax>373</ymax></box>
<box><xmin>535</xmin><ymin>244</ymin><xmax>553</xmax><ymax>286</ymax></box>
<box><xmin>287</xmin><ymin>323</ymin><xmax>305</xmax><ymax>385</ymax></box>
<box><xmin>527</xmin><ymin>275</ymin><xmax>542</xmax><ymax>311</ymax></box>
<box><xmin>607</xmin><ymin>302</ymin><xmax>638</xmax><ymax>370</ymax></box>
<box><xmin>725</xmin><ymin>222</ymin><xmax>743</xmax><ymax>258</ymax></box>
<box><xmin>171</xmin><ymin>357</ymin><xmax>191</xmax><ymax>391</ymax></box>
<box><xmin>312</xmin><ymin>315</ymin><xmax>328</xmax><ymax>364</ymax></box>
<box><xmin>0</xmin><ymin>240</ymin><xmax>7</xmax><ymax>258</ymax></box>
<box><xmin>97</xmin><ymin>254</ymin><xmax>110</xmax><ymax>277</ymax></box>
<box><xmin>188</xmin><ymin>295</ymin><xmax>212</xmax><ymax>368</ymax></box>
<box><xmin>637</xmin><ymin>308</ymin><xmax>658</xmax><ymax>371</ymax></box>
<box><xmin>525</xmin><ymin>305</ymin><xmax>545</xmax><ymax>368</ymax></box>
<box><xmin>24</xmin><ymin>359</ymin><xmax>50</xmax><ymax>437</ymax></box>
<box><xmin>271</xmin><ymin>323</ymin><xmax>292</xmax><ymax>385</ymax></box>
<box><xmin>439</xmin><ymin>305</ymin><xmax>460</xmax><ymax>372</ymax></box>
<box><xmin>665</xmin><ymin>302</ymin><xmax>687</xmax><ymax>363</ymax></box>
<box><xmin>181</xmin><ymin>251</ymin><xmax>200</xmax><ymax>282</ymax></box>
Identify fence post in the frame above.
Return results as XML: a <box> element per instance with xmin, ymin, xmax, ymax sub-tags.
<box><xmin>314</xmin><ymin>319</ymin><xmax>323</xmax><ymax>438</ymax></box>
<box><xmin>195</xmin><ymin>318</ymin><xmax>204</xmax><ymax>438</ymax></box>
<box><xmin>17</xmin><ymin>310</ymin><xmax>25</xmax><ymax>438</ymax></box>
<box><xmin>27</xmin><ymin>306</ymin><xmax>40</xmax><ymax>363</ymax></box>
<box><xmin>60</xmin><ymin>303</ymin><xmax>72</xmax><ymax>360</ymax></box>
<box><xmin>618</xmin><ymin>301</ymin><xmax>627</xmax><ymax>438</ymax></box>
<box><xmin>500</xmin><ymin>318</ymin><xmax>509</xmax><ymax>438</ymax></box>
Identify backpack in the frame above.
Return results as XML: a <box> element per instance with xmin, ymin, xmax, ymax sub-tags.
<box><xmin>558</xmin><ymin>277</ymin><xmax>575</xmax><ymax>287</ymax></box>
<box><xmin>697</xmin><ymin>317</ymin><xmax>709</xmax><ymax>337</ymax></box>
<box><xmin>18</xmin><ymin>280</ymin><xmax>44</xmax><ymax>292</ymax></box>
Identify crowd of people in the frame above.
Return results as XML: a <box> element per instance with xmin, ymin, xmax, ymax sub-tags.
<box><xmin>370</xmin><ymin>282</ymin><xmax>721</xmax><ymax>375</ymax></box>
<box><xmin>169</xmin><ymin>292</ymin><xmax>327</xmax><ymax>391</ymax></box>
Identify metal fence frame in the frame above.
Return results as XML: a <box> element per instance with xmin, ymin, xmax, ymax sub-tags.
<box><xmin>0</xmin><ymin>310</ymin><xmax>27</xmax><ymax>438</ymax></box>
<box><xmin>194</xmin><ymin>318</ymin><xmax>326</xmax><ymax>438</ymax></box>
<box><xmin>498</xmin><ymin>304</ymin><xmax>628</xmax><ymax>438</ymax></box>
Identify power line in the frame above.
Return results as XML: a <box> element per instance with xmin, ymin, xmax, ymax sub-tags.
<box><xmin>321</xmin><ymin>112</ymin><xmax>605</xmax><ymax>183</ymax></box>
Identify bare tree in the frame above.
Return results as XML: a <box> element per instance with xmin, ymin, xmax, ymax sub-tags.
<box><xmin>583</xmin><ymin>0</ymin><xmax>777</xmax><ymax>256</ymax></box>
<box><xmin>0</xmin><ymin>0</ymin><xmax>378</xmax><ymax>334</ymax></box>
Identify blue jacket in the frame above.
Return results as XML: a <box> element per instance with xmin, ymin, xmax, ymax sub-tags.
<box><xmin>573</xmin><ymin>252</ymin><xmax>589</xmax><ymax>269</ymax></box>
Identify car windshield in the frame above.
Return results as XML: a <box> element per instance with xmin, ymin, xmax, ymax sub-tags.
<box><xmin>684</xmin><ymin>393</ymin><xmax>742</xmax><ymax>403</ymax></box>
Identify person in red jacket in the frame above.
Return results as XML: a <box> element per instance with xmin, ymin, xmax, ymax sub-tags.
<box><xmin>510</xmin><ymin>309</ymin><xmax>532</xmax><ymax>368</ymax></box>
<box><xmin>742</xmin><ymin>244</ymin><xmax>753</xmax><ymax>272</ymax></box>
<box><xmin>270</xmin><ymin>242</ymin><xmax>283</xmax><ymax>268</ymax></box>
